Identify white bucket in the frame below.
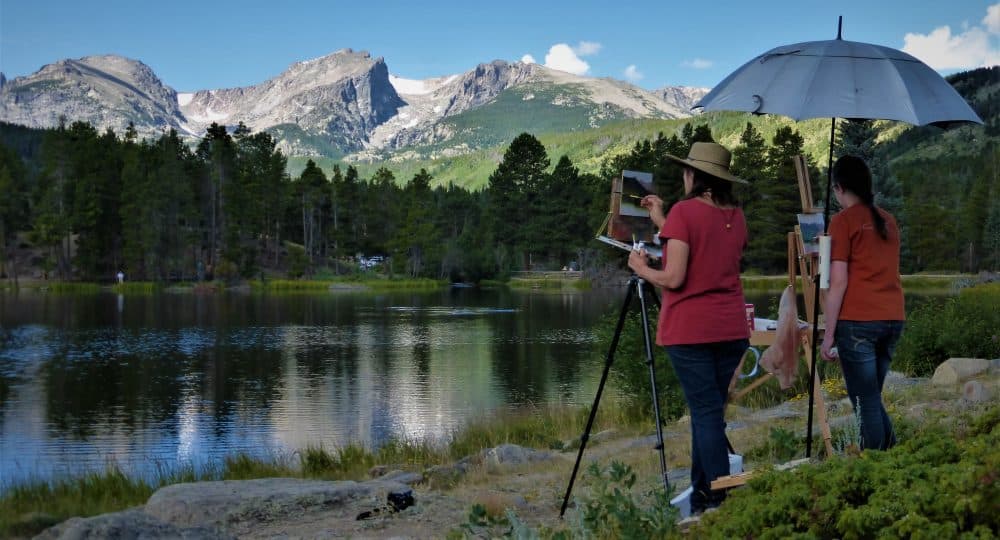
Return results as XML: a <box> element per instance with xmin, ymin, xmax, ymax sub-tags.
<box><xmin>670</xmin><ymin>453</ymin><xmax>743</xmax><ymax>518</ymax></box>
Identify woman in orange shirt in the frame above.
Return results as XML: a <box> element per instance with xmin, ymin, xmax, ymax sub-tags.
<box><xmin>820</xmin><ymin>155</ymin><xmax>905</xmax><ymax>451</ymax></box>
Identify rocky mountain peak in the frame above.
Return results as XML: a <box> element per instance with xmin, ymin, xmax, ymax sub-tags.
<box><xmin>177</xmin><ymin>49</ymin><xmax>404</xmax><ymax>155</ymax></box>
<box><xmin>0</xmin><ymin>54</ymin><xmax>182</xmax><ymax>136</ymax></box>
<box><xmin>655</xmin><ymin>85</ymin><xmax>711</xmax><ymax>113</ymax></box>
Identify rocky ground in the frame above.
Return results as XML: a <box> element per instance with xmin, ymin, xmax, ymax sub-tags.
<box><xmin>34</xmin><ymin>359</ymin><xmax>998</xmax><ymax>539</ymax></box>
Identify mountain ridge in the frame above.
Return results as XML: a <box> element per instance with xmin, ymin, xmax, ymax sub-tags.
<box><xmin>0</xmin><ymin>51</ymin><xmax>708</xmax><ymax>160</ymax></box>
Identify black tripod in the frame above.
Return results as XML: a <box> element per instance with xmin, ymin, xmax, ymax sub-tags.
<box><xmin>559</xmin><ymin>274</ymin><xmax>670</xmax><ymax>517</ymax></box>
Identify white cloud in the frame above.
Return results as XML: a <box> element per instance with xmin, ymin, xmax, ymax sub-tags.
<box><xmin>682</xmin><ymin>58</ymin><xmax>713</xmax><ymax>69</ymax></box>
<box><xmin>544</xmin><ymin>43</ymin><xmax>590</xmax><ymax>75</ymax></box>
<box><xmin>575</xmin><ymin>41</ymin><xmax>602</xmax><ymax>56</ymax></box>
<box><xmin>903</xmin><ymin>26</ymin><xmax>998</xmax><ymax>69</ymax></box>
<box><xmin>521</xmin><ymin>54</ymin><xmax>536</xmax><ymax>64</ymax></box>
<box><xmin>985</xmin><ymin>3</ymin><xmax>1000</xmax><ymax>34</ymax></box>
<box><xmin>623</xmin><ymin>64</ymin><xmax>644</xmax><ymax>82</ymax></box>
<box><xmin>901</xmin><ymin>3</ymin><xmax>1000</xmax><ymax>69</ymax></box>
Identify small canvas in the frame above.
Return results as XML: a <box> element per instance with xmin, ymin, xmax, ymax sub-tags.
<box><xmin>607</xmin><ymin>170</ymin><xmax>659</xmax><ymax>245</ymax></box>
<box><xmin>797</xmin><ymin>213</ymin><xmax>825</xmax><ymax>255</ymax></box>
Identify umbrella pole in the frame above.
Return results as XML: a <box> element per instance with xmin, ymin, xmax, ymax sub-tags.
<box><xmin>806</xmin><ymin>117</ymin><xmax>837</xmax><ymax>458</ymax></box>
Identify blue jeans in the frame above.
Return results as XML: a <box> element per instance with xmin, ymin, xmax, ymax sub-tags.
<box><xmin>835</xmin><ymin>320</ymin><xmax>904</xmax><ymax>451</ymax></box>
<box><xmin>666</xmin><ymin>339</ymin><xmax>748</xmax><ymax>512</ymax></box>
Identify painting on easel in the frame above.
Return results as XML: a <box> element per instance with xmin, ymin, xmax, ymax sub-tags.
<box><xmin>607</xmin><ymin>170</ymin><xmax>659</xmax><ymax>244</ymax></box>
<box><xmin>797</xmin><ymin>213</ymin><xmax>825</xmax><ymax>255</ymax></box>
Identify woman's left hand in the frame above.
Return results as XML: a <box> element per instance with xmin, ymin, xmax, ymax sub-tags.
<box><xmin>627</xmin><ymin>248</ymin><xmax>648</xmax><ymax>274</ymax></box>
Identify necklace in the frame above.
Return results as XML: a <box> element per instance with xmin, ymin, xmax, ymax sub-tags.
<box><xmin>701</xmin><ymin>194</ymin><xmax>737</xmax><ymax>230</ymax></box>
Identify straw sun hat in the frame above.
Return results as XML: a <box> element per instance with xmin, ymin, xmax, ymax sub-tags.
<box><xmin>666</xmin><ymin>142</ymin><xmax>747</xmax><ymax>184</ymax></box>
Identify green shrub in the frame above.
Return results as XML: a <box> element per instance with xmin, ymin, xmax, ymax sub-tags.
<box><xmin>895</xmin><ymin>283</ymin><xmax>1000</xmax><ymax>376</ymax></box>
<box><xmin>286</xmin><ymin>244</ymin><xmax>308</xmax><ymax>278</ymax></box>
<box><xmin>696</xmin><ymin>406</ymin><xmax>1000</xmax><ymax>538</ymax></box>
<box><xmin>744</xmin><ymin>426</ymin><xmax>803</xmax><ymax>463</ymax></box>
<box><xmin>575</xmin><ymin>461</ymin><xmax>678</xmax><ymax>539</ymax></box>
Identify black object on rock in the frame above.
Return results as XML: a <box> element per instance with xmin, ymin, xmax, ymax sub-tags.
<box><xmin>356</xmin><ymin>488</ymin><xmax>415</xmax><ymax>520</ymax></box>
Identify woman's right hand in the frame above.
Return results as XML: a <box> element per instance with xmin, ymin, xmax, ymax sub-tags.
<box><xmin>641</xmin><ymin>195</ymin><xmax>665</xmax><ymax>226</ymax></box>
<box><xmin>820</xmin><ymin>331</ymin><xmax>838</xmax><ymax>361</ymax></box>
<box><xmin>640</xmin><ymin>195</ymin><xmax>663</xmax><ymax>211</ymax></box>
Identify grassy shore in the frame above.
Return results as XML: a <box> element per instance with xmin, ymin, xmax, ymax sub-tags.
<box><xmin>1</xmin><ymin>277</ymin><xmax>450</xmax><ymax>294</ymax></box>
<box><xmin>1</xmin><ymin>273</ymin><xmax>973</xmax><ymax>295</ymax></box>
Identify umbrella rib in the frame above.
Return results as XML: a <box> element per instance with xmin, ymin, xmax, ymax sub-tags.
<box><xmin>790</xmin><ymin>53</ymin><xmax>921</xmax><ymax>63</ymax></box>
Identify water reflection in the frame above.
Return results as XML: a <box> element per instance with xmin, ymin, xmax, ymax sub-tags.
<box><xmin>0</xmin><ymin>288</ymin><xmax>618</xmax><ymax>487</ymax></box>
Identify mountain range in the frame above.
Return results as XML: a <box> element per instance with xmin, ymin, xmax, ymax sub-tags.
<box><xmin>0</xmin><ymin>50</ymin><xmax>708</xmax><ymax>161</ymax></box>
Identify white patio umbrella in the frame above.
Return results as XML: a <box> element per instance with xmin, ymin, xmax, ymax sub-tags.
<box><xmin>694</xmin><ymin>17</ymin><xmax>983</xmax><ymax>457</ymax></box>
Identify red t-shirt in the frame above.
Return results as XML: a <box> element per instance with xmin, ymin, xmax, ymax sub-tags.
<box><xmin>656</xmin><ymin>198</ymin><xmax>750</xmax><ymax>346</ymax></box>
<box><xmin>828</xmin><ymin>204</ymin><xmax>905</xmax><ymax>321</ymax></box>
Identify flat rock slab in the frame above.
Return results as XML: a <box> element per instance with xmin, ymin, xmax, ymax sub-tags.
<box><xmin>145</xmin><ymin>477</ymin><xmax>409</xmax><ymax>529</ymax></box>
<box><xmin>33</xmin><ymin>508</ymin><xmax>235</xmax><ymax>540</ymax></box>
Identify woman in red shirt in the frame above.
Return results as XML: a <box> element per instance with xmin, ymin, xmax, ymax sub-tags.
<box><xmin>629</xmin><ymin>142</ymin><xmax>750</xmax><ymax>514</ymax></box>
<box><xmin>821</xmin><ymin>155</ymin><xmax>905</xmax><ymax>451</ymax></box>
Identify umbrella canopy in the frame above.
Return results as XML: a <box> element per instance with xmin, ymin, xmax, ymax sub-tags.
<box><xmin>695</xmin><ymin>38</ymin><xmax>983</xmax><ymax>127</ymax></box>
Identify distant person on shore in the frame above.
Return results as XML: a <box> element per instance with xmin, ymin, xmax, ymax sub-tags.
<box><xmin>628</xmin><ymin>142</ymin><xmax>750</xmax><ymax>514</ymax></box>
<box><xmin>821</xmin><ymin>155</ymin><xmax>904</xmax><ymax>451</ymax></box>
<box><xmin>116</xmin><ymin>270</ymin><xmax>125</xmax><ymax>284</ymax></box>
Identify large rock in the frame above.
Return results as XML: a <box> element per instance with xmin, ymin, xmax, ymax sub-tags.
<box><xmin>931</xmin><ymin>358</ymin><xmax>991</xmax><ymax>386</ymax></box>
<box><xmin>962</xmin><ymin>380</ymin><xmax>993</xmax><ymax>403</ymax></box>
<box><xmin>144</xmin><ymin>477</ymin><xmax>408</xmax><ymax>529</ymax></box>
<box><xmin>34</xmin><ymin>508</ymin><xmax>233</xmax><ymax>540</ymax></box>
<box><xmin>481</xmin><ymin>444</ymin><xmax>556</xmax><ymax>467</ymax></box>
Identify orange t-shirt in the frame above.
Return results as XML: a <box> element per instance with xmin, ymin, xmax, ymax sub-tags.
<box><xmin>828</xmin><ymin>204</ymin><xmax>905</xmax><ymax>321</ymax></box>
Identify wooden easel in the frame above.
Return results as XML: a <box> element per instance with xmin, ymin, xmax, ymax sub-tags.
<box><xmin>713</xmin><ymin>156</ymin><xmax>834</xmax><ymax>489</ymax></box>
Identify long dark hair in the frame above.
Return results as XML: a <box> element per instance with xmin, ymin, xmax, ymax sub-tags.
<box><xmin>832</xmin><ymin>155</ymin><xmax>888</xmax><ymax>240</ymax></box>
<box><xmin>683</xmin><ymin>167</ymin><xmax>739</xmax><ymax>207</ymax></box>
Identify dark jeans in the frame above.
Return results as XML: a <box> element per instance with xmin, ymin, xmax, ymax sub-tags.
<box><xmin>835</xmin><ymin>320</ymin><xmax>904</xmax><ymax>451</ymax></box>
<box><xmin>666</xmin><ymin>339</ymin><xmax>748</xmax><ymax>512</ymax></box>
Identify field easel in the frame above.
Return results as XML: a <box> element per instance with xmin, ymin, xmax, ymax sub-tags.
<box><xmin>713</xmin><ymin>156</ymin><xmax>834</xmax><ymax>490</ymax></box>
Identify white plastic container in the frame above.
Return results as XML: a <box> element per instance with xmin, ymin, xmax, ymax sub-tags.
<box><xmin>670</xmin><ymin>453</ymin><xmax>744</xmax><ymax>518</ymax></box>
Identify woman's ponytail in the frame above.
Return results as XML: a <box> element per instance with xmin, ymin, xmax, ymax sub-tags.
<box><xmin>832</xmin><ymin>155</ymin><xmax>888</xmax><ymax>240</ymax></box>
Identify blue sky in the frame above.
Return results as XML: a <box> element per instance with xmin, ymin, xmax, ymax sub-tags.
<box><xmin>2</xmin><ymin>1</ymin><xmax>997</xmax><ymax>92</ymax></box>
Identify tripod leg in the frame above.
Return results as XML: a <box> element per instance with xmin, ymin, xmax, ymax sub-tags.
<box><xmin>559</xmin><ymin>278</ymin><xmax>637</xmax><ymax>518</ymax></box>
<box><xmin>636</xmin><ymin>278</ymin><xmax>670</xmax><ymax>494</ymax></box>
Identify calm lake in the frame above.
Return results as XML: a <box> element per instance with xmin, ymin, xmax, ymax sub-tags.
<box><xmin>1</xmin><ymin>286</ymin><xmax>630</xmax><ymax>488</ymax></box>
<box><xmin>0</xmin><ymin>286</ymin><xmax>940</xmax><ymax>488</ymax></box>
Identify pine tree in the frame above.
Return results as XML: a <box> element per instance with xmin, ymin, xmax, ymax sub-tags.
<box><xmin>196</xmin><ymin>123</ymin><xmax>237</xmax><ymax>275</ymax></box>
<box><xmin>294</xmin><ymin>160</ymin><xmax>328</xmax><ymax>268</ymax></box>
<box><xmin>0</xmin><ymin>143</ymin><xmax>28</xmax><ymax>284</ymax></box>
<box><xmin>544</xmin><ymin>155</ymin><xmax>589</xmax><ymax>266</ymax></box>
<box><xmin>33</xmin><ymin>120</ymin><xmax>75</xmax><ymax>279</ymax></box>
<box><xmin>983</xmin><ymin>195</ymin><xmax>1000</xmax><ymax>270</ymax></box>
<box><xmin>486</xmin><ymin>133</ymin><xmax>550</xmax><ymax>271</ymax></box>
<box><xmin>391</xmin><ymin>169</ymin><xmax>440</xmax><ymax>277</ymax></box>
<box><xmin>363</xmin><ymin>167</ymin><xmax>400</xmax><ymax>258</ymax></box>
<box><xmin>745</xmin><ymin>126</ymin><xmax>806</xmax><ymax>273</ymax></box>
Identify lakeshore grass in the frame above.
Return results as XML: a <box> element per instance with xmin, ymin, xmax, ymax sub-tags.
<box><xmin>252</xmin><ymin>277</ymin><xmax>448</xmax><ymax>291</ymax></box>
<box><xmin>110</xmin><ymin>282</ymin><xmax>162</xmax><ymax>294</ymax></box>
<box><xmin>507</xmin><ymin>277</ymin><xmax>591</xmax><ymax>291</ymax></box>
<box><xmin>40</xmin><ymin>282</ymin><xmax>102</xmax><ymax>293</ymax></box>
<box><xmin>740</xmin><ymin>276</ymin><xmax>791</xmax><ymax>293</ymax></box>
